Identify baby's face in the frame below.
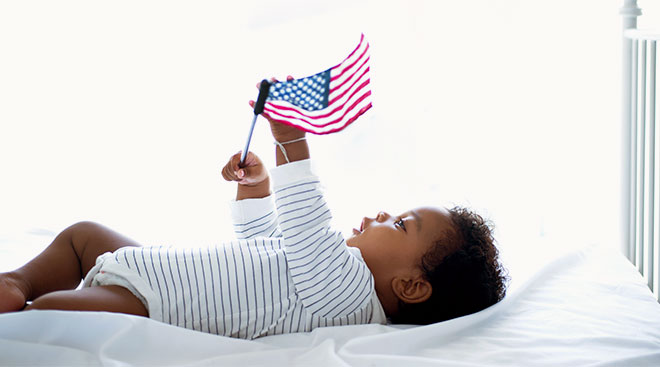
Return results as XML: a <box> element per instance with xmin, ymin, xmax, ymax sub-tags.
<box><xmin>346</xmin><ymin>207</ymin><xmax>454</xmax><ymax>295</ymax></box>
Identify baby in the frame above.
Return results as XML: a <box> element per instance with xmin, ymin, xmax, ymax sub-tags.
<box><xmin>0</xmin><ymin>90</ymin><xmax>507</xmax><ymax>338</ymax></box>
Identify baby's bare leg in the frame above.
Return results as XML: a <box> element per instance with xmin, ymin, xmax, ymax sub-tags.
<box><xmin>25</xmin><ymin>285</ymin><xmax>148</xmax><ymax>316</ymax></box>
<box><xmin>0</xmin><ymin>221</ymin><xmax>141</xmax><ymax>313</ymax></box>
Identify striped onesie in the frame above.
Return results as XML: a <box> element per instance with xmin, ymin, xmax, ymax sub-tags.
<box><xmin>82</xmin><ymin>159</ymin><xmax>387</xmax><ymax>339</ymax></box>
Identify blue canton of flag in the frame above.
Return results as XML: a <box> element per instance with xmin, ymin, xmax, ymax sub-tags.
<box><xmin>262</xmin><ymin>34</ymin><xmax>372</xmax><ymax>135</ymax></box>
<box><xmin>266</xmin><ymin>70</ymin><xmax>331</xmax><ymax>112</ymax></box>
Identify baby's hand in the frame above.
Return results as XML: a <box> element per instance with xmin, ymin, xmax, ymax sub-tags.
<box><xmin>250</xmin><ymin>76</ymin><xmax>306</xmax><ymax>143</ymax></box>
<box><xmin>222</xmin><ymin>151</ymin><xmax>268</xmax><ymax>186</ymax></box>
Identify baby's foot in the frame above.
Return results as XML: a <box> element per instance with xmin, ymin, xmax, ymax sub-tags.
<box><xmin>0</xmin><ymin>273</ymin><xmax>28</xmax><ymax>313</ymax></box>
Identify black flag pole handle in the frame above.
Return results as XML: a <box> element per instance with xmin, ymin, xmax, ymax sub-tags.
<box><xmin>240</xmin><ymin>79</ymin><xmax>271</xmax><ymax>166</ymax></box>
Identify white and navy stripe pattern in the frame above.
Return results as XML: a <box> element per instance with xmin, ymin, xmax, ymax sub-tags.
<box><xmin>97</xmin><ymin>160</ymin><xmax>385</xmax><ymax>339</ymax></box>
<box><xmin>275</xmin><ymin>180</ymin><xmax>374</xmax><ymax>319</ymax></box>
<box><xmin>232</xmin><ymin>206</ymin><xmax>282</xmax><ymax>240</ymax></box>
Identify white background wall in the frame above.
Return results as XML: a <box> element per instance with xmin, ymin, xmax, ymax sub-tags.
<box><xmin>1</xmin><ymin>1</ymin><xmax>659</xmax><ymax>274</ymax></box>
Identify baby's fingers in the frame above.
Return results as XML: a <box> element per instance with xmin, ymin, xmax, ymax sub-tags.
<box><xmin>221</xmin><ymin>163</ymin><xmax>238</xmax><ymax>182</ymax></box>
<box><xmin>221</xmin><ymin>165</ymin><xmax>234</xmax><ymax>181</ymax></box>
<box><xmin>222</xmin><ymin>152</ymin><xmax>243</xmax><ymax>181</ymax></box>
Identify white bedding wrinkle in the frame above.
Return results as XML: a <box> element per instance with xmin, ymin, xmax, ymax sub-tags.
<box><xmin>1</xmin><ymin>243</ymin><xmax>659</xmax><ymax>366</ymax></box>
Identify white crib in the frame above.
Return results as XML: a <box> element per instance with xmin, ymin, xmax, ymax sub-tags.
<box><xmin>621</xmin><ymin>0</ymin><xmax>660</xmax><ymax>301</ymax></box>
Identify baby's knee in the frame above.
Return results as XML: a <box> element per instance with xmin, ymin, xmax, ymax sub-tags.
<box><xmin>63</xmin><ymin>221</ymin><xmax>107</xmax><ymax>254</ymax></box>
<box><xmin>56</xmin><ymin>221</ymin><xmax>104</xmax><ymax>250</ymax></box>
<box><xmin>65</xmin><ymin>221</ymin><xmax>104</xmax><ymax>237</ymax></box>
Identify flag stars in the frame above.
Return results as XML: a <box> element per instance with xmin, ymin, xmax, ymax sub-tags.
<box><xmin>266</xmin><ymin>70</ymin><xmax>330</xmax><ymax>111</ymax></box>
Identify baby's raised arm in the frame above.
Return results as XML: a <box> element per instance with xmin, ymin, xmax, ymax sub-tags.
<box><xmin>222</xmin><ymin>151</ymin><xmax>282</xmax><ymax>239</ymax></box>
<box><xmin>248</xmin><ymin>79</ymin><xmax>375</xmax><ymax>319</ymax></box>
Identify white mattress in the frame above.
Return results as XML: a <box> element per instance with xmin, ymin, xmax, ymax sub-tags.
<box><xmin>1</xmin><ymin>242</ymin><xmax>659</xmax><ymax>366</ymax></box>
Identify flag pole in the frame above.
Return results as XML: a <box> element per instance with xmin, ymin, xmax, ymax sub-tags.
<box><xmin>240</xmin><ymin>79</ymin><xmax>271</xmax><ymax>166</ymax></box>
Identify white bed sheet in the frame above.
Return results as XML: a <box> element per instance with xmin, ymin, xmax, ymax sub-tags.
<box><xmin>1</xmin><ymin>242</ymin><xmax>659</xmax><ymax>366</ymax></box>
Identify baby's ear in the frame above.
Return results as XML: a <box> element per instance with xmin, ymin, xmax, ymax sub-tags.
<box><xmin>391</xmin><ymin>276</ymin><xmax>432</xmax><ymax>304</ymax></box>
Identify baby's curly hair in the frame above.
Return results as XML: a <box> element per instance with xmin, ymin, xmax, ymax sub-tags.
<box><xmin>391</xmin><ymin>206</ymin><xmax>508</xmax><ymax>325</ymax></box>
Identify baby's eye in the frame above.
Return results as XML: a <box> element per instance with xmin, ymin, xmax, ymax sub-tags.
<box><xmin>395</xmin><ymin>218</ymin><xmax>406</xmax><ymax>231</ymax></box>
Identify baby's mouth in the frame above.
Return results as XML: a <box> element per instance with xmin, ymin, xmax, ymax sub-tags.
<box><xmin>352</xmin><ymin>219</ymin><xmax>365</xmax><ymax>236</ymax></box>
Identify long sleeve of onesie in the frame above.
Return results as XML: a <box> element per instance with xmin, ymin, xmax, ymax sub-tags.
<box><xmin>271</xmin><ymin>160</ymin><xmax>375</xmax><ymax>319</ymax></box>
<box><xmin>229</xmin><ymin>196</ymin><xmax>282</xmax><ymax>239</ymax></box>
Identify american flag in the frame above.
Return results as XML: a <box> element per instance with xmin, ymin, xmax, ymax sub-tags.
<box><xmin>263</xmin><ymin>34</ymin><xmax>372</xmax><ymax>135</ymax></box>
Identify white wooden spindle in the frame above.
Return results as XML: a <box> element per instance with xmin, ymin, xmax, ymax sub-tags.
<box><xmin>621</xmin><ymin>0</ymin><xmax>642</xmax><ymax>260</ymax></box>
<box><xmin>631</xmin><ymin>39</ymin><xmax>640</xmax><ymax>268</ymax></box>
<box><xmin>638</xmin><ymin>40</ymin><xmax>647</xmax><ymax>279</ymax></box>
<box><xmin>654</xmin><ymin>41</ymin><xmax>660</xmax><ymax>301</ymax></box>
<box><xmin>648</xmin><ymin>40</ymin><xmax>657</xmax><ymax>296</ymax></box>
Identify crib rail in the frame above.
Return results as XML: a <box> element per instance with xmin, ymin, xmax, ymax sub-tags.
<box><xmin>623</xmin><ymin>26</ymin><xmax>660</xmax><ymax>301</ymax></box>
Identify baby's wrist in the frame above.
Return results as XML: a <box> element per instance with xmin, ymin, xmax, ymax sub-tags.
<box><xmin>269</xmin><ymin>120</ymin><xmax>306</xmax><ymax>143</ymax></box>
<box><xmin>236</xmin><ymin>178</ymin><xmax>270</xmax><ymax>200</ymax></box>
<box><xmin>273</xmin><ymin>131</ymin><xmax>305</xmax><ymax>143</ymax></box>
